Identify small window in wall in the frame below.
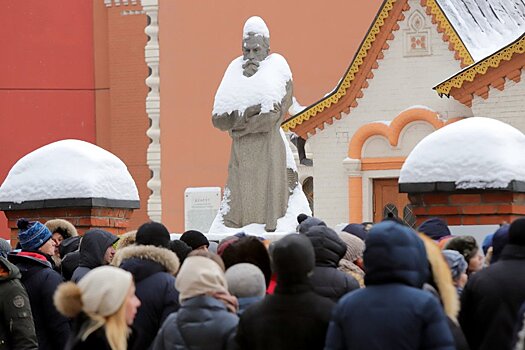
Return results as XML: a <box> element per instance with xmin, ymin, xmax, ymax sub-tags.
<box><xmin>303</xmin><ymin>177</ymin><xmax>314</xmax><ymax>215</ymax></box>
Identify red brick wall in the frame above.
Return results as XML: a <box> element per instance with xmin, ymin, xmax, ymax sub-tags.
<box><xmin>410</xmin><ymin>192</ymin><xmax>525</xmax><ymax>226</ymax></box>
<box><xmin>5</xmin><ymin>207</ymin><xmax>135</xmax><ymax>246</ymax></box>
<box><xmin>97</xmin><ymin>5</ymin><xmax>150</xmax><ymax>231</ymax></box>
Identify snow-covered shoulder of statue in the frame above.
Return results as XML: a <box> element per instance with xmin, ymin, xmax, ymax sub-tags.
<box><xmin>213</xmin><ymin>53</ymin><xmax>292</xmax><ymax>116</ymax></box>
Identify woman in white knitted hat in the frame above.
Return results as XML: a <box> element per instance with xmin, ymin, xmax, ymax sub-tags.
<box><xmin>53</xmin><ymin>266</ymin><xmax>141</xmax><ymax>350</ymax></box>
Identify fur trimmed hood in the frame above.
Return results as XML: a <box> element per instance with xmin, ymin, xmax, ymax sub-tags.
<box><xmin>116</xmin><ymin>230</ymin><xmax>136</xmax><ymax>250</ymax></box>
<box><xmin>418</xmin><ymin>233</ymin><xmax>460</xmax><ymax>323</ymax></box>
<box><xmin>112</xmin><ymin>244</ymin><xmax>180</xmax><ymax>276</ymax></box>
<box><xmin>45</xmin><ymin>219</ymin><xmax>78</xmax><ymax>238</ymax></box>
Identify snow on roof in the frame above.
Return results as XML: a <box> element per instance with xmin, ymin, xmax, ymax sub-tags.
<box><xmin>213</xmin><ymin>53</ymin><xmax>292</xmax><ymax>116</ymax></box>
<box><xmin>0</xmin><ymin>139</ymin><xmax>139</xmax><ymax>203</ymax></box>
<box><xmin>399</xmin><ymin>117</ymin><xmax>525</xmax><ymax>189</ymax></box>
<box><xmin>438</xmin><ymin>0</ymin><xmax>525</xmax><ymax>61</ymax></box>
<box><xmin>243</xmin><ymin>16</ymin><xmax>270</xmax><ymax>38</ymax></box>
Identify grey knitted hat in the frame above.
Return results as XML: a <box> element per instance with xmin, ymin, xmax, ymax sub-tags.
<box><xmin>225</xmin><ymin>263</ymin><xmax>266</xmax><ymax>298</ymax></box>
<box><xmin>0</xmin><ymin>238</ymin><xmax>11</xmax><ymax>258</ymax></box>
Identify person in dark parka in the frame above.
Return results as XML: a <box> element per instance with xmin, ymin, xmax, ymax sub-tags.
<box><xmin>304</xmin><ymin>226</ymin><xmax>359</xmax><ymax>301</ymax></box>
<box><xmin>0</xmin><ymin>256</ymin><xmax>38</xmax><ymax>350</ymax></box>
<box><xmin>236</xmin><ymin>233</ymin><xmax>335</xmax><ymax>350</ymax></box>
<box><xmin>8</xmin><ymin>219</ymin><xmax>71</xmax><ymax>350</ymax></box>
<box><xmin>459</xmin><ymin>217</ymin><xmax>525</xmax><ymax>350</ymax></box>
<box><xmin>112</xmin><ymin>221</ymin><xmax>180</xmax><ymax>350</ymax></box>
<box><xmin>151</xmin><ymin>255</ymin><xmax>239</xmax><ymax>350</ymax></box>
<box><xmin>71</xmin><ymin>229</ymin><xmax>118</xmax><ymax>283</ymax></box>
<box><xmin>324</xmin><ymin>221</ymin><xmax>454</xmax><ymax>350</ymax></box>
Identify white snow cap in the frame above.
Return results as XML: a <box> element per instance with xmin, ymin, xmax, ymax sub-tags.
<box><xmin>0</xmin><ymin>139</ymin><xmax>139</xmax><ymax>203</ymax></box>
<box><xmin>243</xmin><ymin>16</ymin><xmax>270</xmax><ymax>38</ymax></box>
<box><xmin>399</xmin><ymin>117</ymin><xmax>525</xmax><ymax>189</ymax></box>
<box><xmin>213</xmin><ymin>53</ymin><xmax>292</xmax><ymax>116</ymax></box>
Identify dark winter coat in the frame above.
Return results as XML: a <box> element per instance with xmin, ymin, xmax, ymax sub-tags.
<box><xmin>0</xmin><ymin>257</ymin><xmax>38</xmax><ymax>350</ymax></box>
<box><xmin>71</xmin><ymin>230</ymin><xmax>118</xmax><ymax>283</ymax></box>
<box><xmin>8</xmin><ymin>251</ymin><xmax>70</xmax><ymax>350</ymax></box>
<box><xmin>64</xmin><ymin>313</ymin><xmax>111</xmax><ymax>350</ymax></box>
<box><xmin>151</xmin><ymin>295</ymin><xmax>238</xmax><ymax>350</ymax></box>
<box><xmin>237</xmin><ymin>296</ymin><xmax>263</xmax><ymax>315</ymax></box>
<box><xmin>236</xmin><ymin>233</ymin><xmax>335</xmax><ymax>350</ymax></box>
<box><xmin>459</xmin><ymin>243</ymin><xmax>525</xmax><ymax>350</ymax></box>
<box><xmin>236</xmin><ymin>284</ymin><xmax>334</xmax><ymax>350</ymax></box>
<box><xmin>324</xmin><ymin>221</ymin><xmax>455</xmax><ymax>350</ymax></box>
<box><xmin>112</xmin><ymin>245</ymin><xmax>180</xmax><ymax>350</ymax></box>
<box><xmin>305</xmin><ymin>226</ymin><xmax>359</xmax><ymax>301</ymax></box>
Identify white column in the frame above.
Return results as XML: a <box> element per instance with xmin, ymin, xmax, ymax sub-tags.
<box><xmin>143</xmin><ymin>0</ymin><xmax>162</xmax><ymax>222</ymax></box>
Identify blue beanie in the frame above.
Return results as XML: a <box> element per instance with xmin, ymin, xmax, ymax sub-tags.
<box><xmin>482</xmin><ymin>232</ymin><xmax>494</xmax><ymax>255</ymax></box>
<box><xmin>492</xmin><ymin>224</ymin><xmax>510</xmax><ymax>263</ymax></box>
<box><xmin>17</xmin><ymin>218</ymin><xmax>52</xmax><ymax>251</ymax></box>
<box><xmin>442</xmin><ymin>249</ymin><xmax>468</xmax><ymax>280</ymax></box>
<box><xmin>418</xmin><ymin>217</ymin><xmax>451</xmax><ymax>241</ymax></box>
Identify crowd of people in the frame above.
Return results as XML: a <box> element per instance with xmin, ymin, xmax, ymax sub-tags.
<box><xmin>1</xmin><ymin>214</ymin><xmax>525</xmax><ymax>350</ymax></box>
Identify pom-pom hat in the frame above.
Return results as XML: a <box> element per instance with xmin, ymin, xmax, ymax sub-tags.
<box><xmin>17</xmin><ymin>218</ymin><xmax>52</xmax><ymax>251</ymax></box>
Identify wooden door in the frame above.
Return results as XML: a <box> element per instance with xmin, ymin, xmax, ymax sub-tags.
<box><xmin>373</xmin><ymin>178</ymin><xmax>415</xmax><ymax>227</ymax></box>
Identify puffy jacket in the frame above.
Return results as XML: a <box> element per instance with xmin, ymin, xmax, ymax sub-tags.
<box><xmin>0</xmin><ymin>257</ymin><xmax>38</xmax><ymax>350</ymax></box>
<box><xmin>459</xmin><ymin>244</ymin><xmax>525</xmax><ymax>350</ymax></box>
<box><xmin>71</xmin><ymin>230</ymin><xmax>118</xmax><ymax>282</ymax></box>
<box><xmin>113</xmin><ymin>245</ymin><xmax>180</xmax><ymax>350</ymax></box>
<box><xmin>151</xmin><ymin>295</ymin><xmax>238</xmax><ymax>350</ymax></box>
<box><xmin>324</xmin><ymin>221</ymin><xmax>455</xmax><ymax>350</ymax></box>
<box><xmin>305</xmin><ymin>226</ymin><xmax>359</xmax><ymax>301</ymax></box>
<box><xmin>8</xmin><ymin>251</ymin><xmax>70</xmax><ymax>350</ymax></box>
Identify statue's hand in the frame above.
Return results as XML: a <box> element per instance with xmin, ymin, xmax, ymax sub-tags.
<box><xmin>272</xmin><ymin>102</ymin><xmax>282</xmax><ymax>114</ymax></box>
<box><xmin>243</xmin><ymin>104</ymin><xmax>262</xmax><ymax>118</ymax></box>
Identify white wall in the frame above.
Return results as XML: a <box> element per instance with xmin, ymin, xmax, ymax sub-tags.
<box><xmin>308</xmin><ymin>0</ymin><xmax>472</xmax><ymax>227</ymax></box>
<box><xmin>472</xmin><ymin>71</ymin><xmax>525</xmax><ymax>130</ymax></box>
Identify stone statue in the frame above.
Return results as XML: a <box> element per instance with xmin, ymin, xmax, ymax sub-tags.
<box><xmin>211</xmin><ymin>16</ymin><xmax>297</xmax><ymax>232</ymax></box>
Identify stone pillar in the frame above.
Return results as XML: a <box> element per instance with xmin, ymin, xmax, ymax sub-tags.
<box><xmin>400</xmin><ymin>182</ymin><xmax>525</xmax><ymax>226</ymax></box>
<box><xmin>1</xmin><ymin>198</ymin><xmax>139</xmax><ymax>246</ymax></box>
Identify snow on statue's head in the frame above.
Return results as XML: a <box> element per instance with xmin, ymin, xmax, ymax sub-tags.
<box><xmin>242</xmin><ymin>16</ymin><xmax>270</xmax><ymax>77</ymax></box>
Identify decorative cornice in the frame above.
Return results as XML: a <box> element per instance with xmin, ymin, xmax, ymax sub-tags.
<box><xmin>434</xmin><ymin>35</ymin><xmax>525</xmax><ymax>97</ymax></box>
<box><xmin>282</xmin><ymin>0</ymin><xmax>398</xmax><ymax>133</ymax></box>
<box><xmin>143</xmin><ymin>0</ymin><xmax>162</xmax><ymax>222</ymax></box>
<box><xmin>104</xmin><ymin>0</ymin><xmax>139</xmax><ymax>7</ymax></box>
<box><xmin>421</xmin><ymin>0</ymin><xmax>474</xmax><ymax>67</ymax></box>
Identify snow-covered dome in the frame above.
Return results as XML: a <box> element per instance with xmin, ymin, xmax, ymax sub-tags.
<box><xmin>0</xmin><ymin>139</ymin><xmax>139</xmax><ymax>203</ymax></box>
<box><xmin>399</xmin><ymin>117</ymin><xmax>525</xmax><ymax>190</ymax></box>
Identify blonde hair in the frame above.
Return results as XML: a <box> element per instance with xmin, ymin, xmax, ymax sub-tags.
<box><xmin>54</xmin><ymin>281</ymin><xmax>132</xmax><ymax>350</ymax></box>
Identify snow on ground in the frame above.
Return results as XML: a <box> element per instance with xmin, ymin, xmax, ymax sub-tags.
<box><xmin>208</xmin><ymin>184</ymin><xmax>312</xmax><ymax>235</ymax></box>
<box><xmin>213</xmin><ymin>53</ymin><xmax>292</xmax><ymax>116</ymax></box>
<box><xmin>399</xmin><ymin>117</ymin><xmax>525</xmax><ymax>189</ymax></box>
<box><xmin>0</xmin><ymin>139</ymin><xmax>139</xmax><ymax>203</ymax></box>
<box><xmin>438</xmin><ymin>0</ymin><xmax>525</xmax><ymax>61</ymax></box>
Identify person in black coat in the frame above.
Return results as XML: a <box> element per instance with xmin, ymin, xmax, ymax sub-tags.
<box><xmin>0</xmin><ymin>256</ymin><xmax>38</xmax><ymax>349</ymax></box>
<box><xmin>324</xmin><ymin>221</ymin><xmax>454</xmax><ymax>350</ymax></box>
<box><xmin>71</xmin><ymin>229</ymin><xmax>118</xmax><ymax>282</ymax></box>
<box><xmin>8</xmin><ymin>219</ymin><xmax>70</xmax><ymax>350</ymax></box>
<box><xmin>459</xmin><ymin>217</ymin><xmax>525</xmax><ymax>350</ymax></box>
<box><xmin>235</xmin><ymin>233</ymin><xmax>335</xmax><ymax>350</ymax></box>
<box><xmin>304</xmin><ymin>226</ymin><xmax>359</xmax><ymax>301</ymax></box>
<box><xmin>112</xmin><ymin>221</ymin><xmax>181</xmax><ymax>350</ymax></box>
